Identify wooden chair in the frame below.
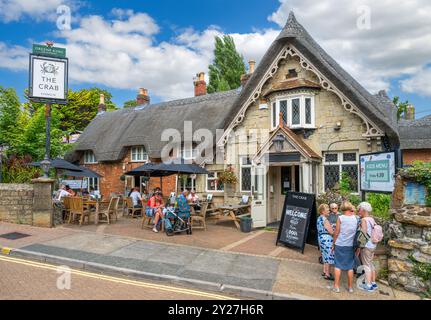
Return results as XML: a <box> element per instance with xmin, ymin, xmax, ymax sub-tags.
<box><xmin>63</xmin><ymin>197</ymin><xmax>72</xmax><ymax>222</ymax></box>
<box><xmin>98</xmin><ymin>197</ymin><xmax>120</xmax><ymax>224</ymax></box>
<box><xmin>69</xmin><ymin>197</ymin><xmax>90</xmax><ymax>226</ymax></box>
<box><xmin>141</xmin><ymin>206</ymin><xmax>165</xmax><ymax>232</ymax></box>
<box><xmin>125</xmin><ymin>197</ymin><xmax>143</xmax><ymax>218</ymax></box>
<box><xmin>191</xmin><ymin>202</ymin><xmax>209</xmax><ymax>231</ymax></box>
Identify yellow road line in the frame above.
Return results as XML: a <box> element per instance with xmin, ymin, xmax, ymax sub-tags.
<box><xmin>0</xmin><ymin>255</ymin><xmax>238</xmax><ymax>300</ymax></box>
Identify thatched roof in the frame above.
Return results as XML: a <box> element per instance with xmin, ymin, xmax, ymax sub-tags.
<box><xmin>68</xmin><ymin>89</ymin><xmax>239</xmax><ymax>162</ymax></box>
<box><xmin>399</xmin><ymin>115</ymin><xmax>431</xmax><ymax>150</ymax></box>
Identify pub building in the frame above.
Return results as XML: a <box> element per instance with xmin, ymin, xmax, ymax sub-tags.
<box><xmin>68</xmin><ymin>12</ymin><xmax>430</xmax><ymax>228</ymax></box>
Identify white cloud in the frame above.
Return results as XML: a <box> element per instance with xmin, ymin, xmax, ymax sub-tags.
<box><xmin>0</xmin><ymin>42</ymin><xmax>28</xmax><ymax>70</ymax></box>
<box><xmin>268</xmin><ymin>0</ymin><xmax>431</xmax><ymax>95</ymax></box>
<box><xmin>0</xmin><ymin>0</ymin><xmax>69</xmax><ymax>22</ymax></box>
<box><xmin>400</xmin><ymin>68</ymin><xmax>431</xmax><ymax>97</ymax></box>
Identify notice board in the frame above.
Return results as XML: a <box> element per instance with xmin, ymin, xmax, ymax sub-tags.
<box><xmin>276</xmin><ymin>192</ymin><xmax>317</xmax><ymax>253</ymax></box>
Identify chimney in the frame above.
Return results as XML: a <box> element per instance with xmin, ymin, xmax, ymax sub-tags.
<box><xmin>97</xmin><ymin>93</ymin><xmax>106</xmax><ymax>114</ymax></box>
<box><xmin>240</xmin><ymin>60</ymin><xmax>256</xmax><ymax>87</ymax></box>
<box><xmin>136</xmin><ymin>88</ymin><xmax>150</xmax><ymax>106</ymax></box>
<box><xmin>194</xmin><ymin>72</ymin><xmax>207</xmax><ymax>96</ymax></box>
<box><xmin>405</xmin><ymin>104</ymin><xmax>415</xmax><ymax>120</ymax></box>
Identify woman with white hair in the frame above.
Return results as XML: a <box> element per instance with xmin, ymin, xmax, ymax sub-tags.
<box><xmin>357</xmin><ymin>201</ymin><xmax>378</xmax><ymax>292</ymax></box>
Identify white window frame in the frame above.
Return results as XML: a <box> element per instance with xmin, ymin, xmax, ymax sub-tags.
<box><xmin>270</xmin><ymin>94</ymin><xmax>315</xmax><ymax>130</ymax></box>
<box><xmin>83</xmin><ymin>150</ymin><xmax>97</xmax><ymax>164</ymax></box>
<box><xmin>239</xmin><ymin>156</ymin><xmax>252</xmax><ymax>192</ymax></box>
<box><xmin>131</xmin><ymin>146</ymin><xmax>149</xmax><ymax>163</ymax></box>
<box><xmin>85</xmin><ymin>177</ymin><xmax>99</xmax><ymax>192</ymax></box>
<box><xmin>323</xmin><ymin>151</ymin><xmax>359</xmax><ymax>193</ymax></box>
<box><xmin>206</xmin><ymin>172</ymin><xmax>224</xmax><ymax>193</ymax></box>
<box><xmin>183</xmin><ymin>146</ymin><xmax>198</xmax><ymax>160</ymax></box>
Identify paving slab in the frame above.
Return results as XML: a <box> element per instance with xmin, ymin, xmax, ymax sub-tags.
<box><xmin>41</xmin><ymin>232</ymin><xmax>136</xmax><ymax>255</ymax></box>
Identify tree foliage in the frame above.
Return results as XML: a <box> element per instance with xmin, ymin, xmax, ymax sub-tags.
<box><xmin>207</xmin><ymin>35</ymin><xmax>246</xmax><ymax>93</ymax></box>
<box><xmin>0</xmin><ymin>86</ymin><xmax>21</xmax><ymax>148</ymax></box>
<box><xmin>393</xmin><ymin>96</ymin><xmax>410</xmax><ymax>120</ymax></box>
<box><xmin>123</xmin><ymin>99</ymin><xmax>139</xmax><ymax>108</ymax></box>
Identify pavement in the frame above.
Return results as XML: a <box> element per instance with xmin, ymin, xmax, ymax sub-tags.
<box><xmin>0</xmin><ymin>220</ymin><xmax>421</xmax><ymax>300</ymax></box>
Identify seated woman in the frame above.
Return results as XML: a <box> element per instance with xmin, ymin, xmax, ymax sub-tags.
<box><xmin>146</xmin><ymin>191</ymin><xmax>165</xmax><ymax>233</ymax></box>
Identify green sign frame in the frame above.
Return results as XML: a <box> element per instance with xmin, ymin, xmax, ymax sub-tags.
<box><xmin>32</xmin><ymin>44</ymin><xmax>66</xmax><ymax>58</ymax></box>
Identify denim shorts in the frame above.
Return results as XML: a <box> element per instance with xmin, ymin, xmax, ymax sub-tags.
<box><xmin>145</xmin><ymin>208</ymin><xmax>155</xmax><ymax>217</ymax></box>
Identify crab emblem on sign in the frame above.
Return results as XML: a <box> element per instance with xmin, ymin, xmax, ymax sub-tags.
<box><xmin>41</xmin><ymin>62</ymin><xmax>59</xmax><ymax>76</ymax></box>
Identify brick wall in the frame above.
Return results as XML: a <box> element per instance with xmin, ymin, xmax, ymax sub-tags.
<box><xmin>403</xmin><ymin>149</ymin><xmax>431</xmax><ymax>165</ymax></box>
<box><xmin>0</xmin><ymin>184</ymin><xmax>34</xmax><ymax>225</ymax></box>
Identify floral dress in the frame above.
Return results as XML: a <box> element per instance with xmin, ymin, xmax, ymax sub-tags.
<box><xmin>317</xmin><ymin>215</ymin><xmax>335</xmax><ymax>265</ymax></box>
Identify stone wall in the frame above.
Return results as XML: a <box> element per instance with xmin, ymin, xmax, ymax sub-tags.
<box><xmin>0</xmin><ymin>179</ymin><xmax>54</xmax><ymax>228</ymax></box>
<box><xmin>387</xmin><ymin>205</ymin><xmax>431</xmax><ymax>293</ymax></box>
<box><xmin>0</xmin><ymin>183</ymin><xmax>34</xmax><ymax>225</ymax></box>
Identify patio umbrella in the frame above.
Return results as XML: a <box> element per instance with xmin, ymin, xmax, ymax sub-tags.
<box><xmin>125</xmin><ymin>162</ymin><xmax>209</xmax><ymax>177</ymax></box>
<box><xmin>63</xmin><ymin>166</ymin><xmax>102</xmax><ymax>178</ymax></box>
<box><xmin>29</xmin><ymin>158</ymin><xmax>83</xmax><ymax>172</ymax></box>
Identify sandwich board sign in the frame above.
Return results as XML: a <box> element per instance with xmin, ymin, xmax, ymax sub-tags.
<box><xmin>360</xmin><ymin>151</ymin><xmax>397</xmax><ymax>193</ymax></box>
<box><xmin>29</xmin><ymin>44</ymin><xmax>68</xmax><ymax>104</ymax></box>
<box><xmin>276</xmin><ymin>192</ymin><xmax>317</xmax><ymax>254</ymax></box>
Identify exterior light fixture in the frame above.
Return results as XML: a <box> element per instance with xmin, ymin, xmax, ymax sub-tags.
<box><xmin>40</xmin><ymin>158</ymin><xmax>51</xmax><ymax>178</ymax></box>
<box><xmin>273</xmin><ymin>134</ymin><xmax>285</xmax><ymax>152</ymax></box>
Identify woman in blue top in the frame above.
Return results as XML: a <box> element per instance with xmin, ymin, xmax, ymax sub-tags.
<box><xmin>317</xmin><ymin>204</ymin><xmax>335</xmax><ymax>281</ymax></box>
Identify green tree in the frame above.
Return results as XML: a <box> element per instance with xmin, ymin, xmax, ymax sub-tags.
<box><xmin>393</xmin><ymin>96</ymin><xmax>409</xmax><ymax>120</ymax></box>
<box><xmin>15</xmin><ymin>106</ymin><xmax>69</xmax><ymax>160</ymax></box>
<box><xmin>123</xmin><ymin>99</ymin><xmax>138</xmax><ymax>108</ymax></box>
<box><xmin>207</xmin><ymin>35</ymin><xmax>246</xmax><ymax>93</ymax></box>
<box><xmin>24</xmin><ymin>88</ymin><xmax>117</xmax><ymax>135</ymax></box>
<box><xmin>0</xmin><ymin>87</ymin><xmax>21</xmax><ymax>149</ymax></box>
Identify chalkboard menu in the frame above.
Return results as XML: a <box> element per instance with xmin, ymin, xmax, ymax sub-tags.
<box><xmin>276</xmin><ymin>192</ymin><xmax>317</xmax><ymax>253</ymax></box>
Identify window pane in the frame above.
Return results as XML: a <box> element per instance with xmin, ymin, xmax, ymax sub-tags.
<box><xmin>342</xmin><ymin>165</ymin><xmax>358</xmax><ymax>191</ymax></box>
<box><xmin>217</xmin><ymin>181</ymin><xmax>224</xmax><ymax>191</ymax></box>
<box><xmin>241</xmin><ymin>167</ymin><xmax>251</xmax><ymax>191</ymax></box>
<box><xmin>324</xmin><ymin>165</ymin><xmax>340</xmax><ymax>191</ymax></box>
<box><xmin>325</xmin><ymin>153</ymin><xmax>338</xmax><ymax>163</ymax></box>
<box><xmin>305</xmin><ymin>98</ymin><xmax>312</xmax><ymax>124</ymax></box>
<box><xmin>292</xmin><ymin>98</ymin><xmax>300</xmax><ymax>125</ymax></box>
<box><xmin>343</xmin><ymin>153</ymin><xmax>357</xmax><ymax>162</ymax></box>
<box><xmin>272</xmin><ymin>102</ymin><xmax>276</xmax><ymax>127</ymax></box>
<box><xmin>241</xmin><ymin>156</ymin><xmax>251</xmax><ymax>166</ymax></box>
<box><xmin>280</xmin><ymin>100</ymin><xmax>288</xmax><ymax>125</ymax></box>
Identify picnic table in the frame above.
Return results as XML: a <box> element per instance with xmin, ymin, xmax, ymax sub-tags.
<box><xmin>212</xmin><ymin>204</ymin><xmax>251</xmax><ymax>230</ymax></box>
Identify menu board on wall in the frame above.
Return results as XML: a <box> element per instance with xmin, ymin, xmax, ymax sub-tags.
<box><xmin>276</xmin><ymin>192</ymin><xmax>317</xmax><ymax>254</ymax></box>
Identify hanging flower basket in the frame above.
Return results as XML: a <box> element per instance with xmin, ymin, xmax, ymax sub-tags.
<box><xmin>218</xmin><ymin>166</ymin><xmax>238</xmax><ymax>185</ymax></box>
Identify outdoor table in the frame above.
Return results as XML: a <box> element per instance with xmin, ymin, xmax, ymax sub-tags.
<box><xmin>213</xmin><ymin>204</ymin><xmax>251</xmax><ymax>230</ymax></box>
<box><xmin>83</xmin><ymin>199</ymin><xmax>110</xmax><ymax>225</ymax></box>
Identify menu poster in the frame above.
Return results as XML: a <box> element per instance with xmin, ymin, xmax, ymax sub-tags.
<box><xmin>276</xmin><ymin>192</ymin><xmax>317</xmax><ymax>253</ymax></box>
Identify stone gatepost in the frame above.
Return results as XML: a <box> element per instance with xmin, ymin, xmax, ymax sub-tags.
<box><xmin>388</xmin><ymin>175</ymin><xmax>431</xmax><ymax>293</ymax></box>
<box><xmin>31</xmin><ymin>178</ymin><xmax>55</xmax><ymax>228</ymax></box>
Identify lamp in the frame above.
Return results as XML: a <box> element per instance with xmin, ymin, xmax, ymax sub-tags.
<box><xmin>273</xmin><ymin>134</ymin><xmax>285</xmax><ymax>152</ymax></box>
<box><xmin>40</xmin><ymin>158</ymin><xmax>51</xmax><ymax>178</ymax></box>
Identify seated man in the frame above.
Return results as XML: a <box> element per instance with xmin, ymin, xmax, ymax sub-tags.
<box><xmin>130</xmin><ymin>187</ymin><xmax>143</xmax><ymax>208</ymax></box>
<box><xmin>56</xmin><ymin>184</ymin><xmax>70</xmax><ymax>201</ymax></box>
<box><xmin>146</xmin><ymin>191</ymin><xmax>165</xmax><ymax>233</ymax></box>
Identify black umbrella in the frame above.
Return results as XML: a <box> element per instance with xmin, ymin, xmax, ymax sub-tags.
<box><xmin>63</xmin><ymin>166</ymin><xmax>102</xmax><ymax>178</ymax></box>
<box><xmin>126</xmin><ymin>162</ymin><xmax>209</xmax><ymax>177</ymax></box>
<box><xmin>29</xmin><ymin>158</ymin><xmax>83</xmax><ymax>172</ymax></box>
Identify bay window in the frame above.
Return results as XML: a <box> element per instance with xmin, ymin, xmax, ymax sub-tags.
<box><xmin>271</xmin><ymin>94</ymin><xmax>315</xmax><ymax>129</ymax></box>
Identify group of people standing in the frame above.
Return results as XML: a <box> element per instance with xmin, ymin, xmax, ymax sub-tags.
<box><xmin>317</xmin><ymin>201</ymin><xmax>379</xmax><ymax>293</ymax></box>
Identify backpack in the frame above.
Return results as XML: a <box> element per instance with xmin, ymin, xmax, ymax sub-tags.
<box><xmin>353</xmin><ymin>217</ymin><xmax>368</xmax><ymax>249</ymax></box>
<box><xmin>370</xmin><ymin>219</ymin><xmax>384</xmax><ymax>244</ymax></box>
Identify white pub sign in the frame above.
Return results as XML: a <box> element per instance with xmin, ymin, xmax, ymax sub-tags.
<box><xmin>29</xmin><ymin>54</ymin><xmax>68</xmax><ymax>104</ymax></box>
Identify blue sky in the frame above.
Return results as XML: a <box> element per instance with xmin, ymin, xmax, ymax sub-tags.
<box><xmin>0</xmin><ymin>0</ymin><xmax>430</xmax><ymax>118</ymax></box>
